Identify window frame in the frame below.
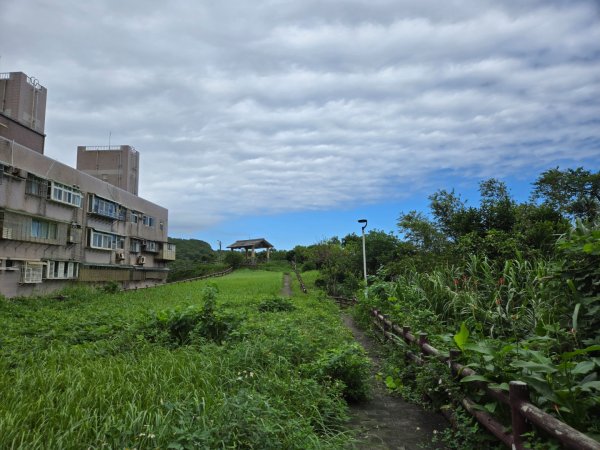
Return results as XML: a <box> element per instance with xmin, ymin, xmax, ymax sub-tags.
<box><xmin>46</xmin><ymin>261</ymin><xmax>79</xmax><ymax>280</ymax></box>
<box><xmin>89</xmin><ymin>195</ymin><xmax>125</xmax><ymax>220</ymax></box>
<box><xmin>49</xmin><ymin>181</ymin><xmax>83</xmax><ymax>207</ymax></box>
<box><xmin>88</xmin><ymin>229</ymin><xmax>124</xmax><ymax>251</ymax></box>
<box><xmin>31</xmin><ymin>218</ymin><xmax>58</xmax><ymax>240</ymax></box>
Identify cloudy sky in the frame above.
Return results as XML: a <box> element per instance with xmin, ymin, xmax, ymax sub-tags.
<box><xmin>2</xmin><ymin>0</ymin><xmax>599</xmax><ymax>249</ymax></box>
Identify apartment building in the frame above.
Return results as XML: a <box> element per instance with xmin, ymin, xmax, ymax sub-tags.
<box><xmin>0</xmin><ymin>72</ymin><xmax>175</xmax><ymax>298</ymax></box>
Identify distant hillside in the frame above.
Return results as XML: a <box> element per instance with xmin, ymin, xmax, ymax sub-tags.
<box><xmin>168</xmin><ymin>237</ymin><xmax>215</xmax><ymax>263</ymax></box>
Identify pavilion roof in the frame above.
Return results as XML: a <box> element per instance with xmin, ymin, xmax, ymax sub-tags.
<box><xmin>227</xmin><ymin>238</ymin><xmax>274</xmax><ymax>250</ymax></box>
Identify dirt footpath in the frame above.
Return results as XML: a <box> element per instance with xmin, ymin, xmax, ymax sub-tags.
<box><xmin>342</xmin><ymin>314</ymin><xmax>448</xmax><ymax>450</ymax></box>
<box><xmin>281</xmin><ymin>273</ymin><xmax>292</xmax><ymax>297</ymax></box>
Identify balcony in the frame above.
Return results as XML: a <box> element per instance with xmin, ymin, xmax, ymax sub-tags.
<box><xmin>158</xmin><ymin>243</ymin><xmax>176</xmax><ymax>261</ymax></box>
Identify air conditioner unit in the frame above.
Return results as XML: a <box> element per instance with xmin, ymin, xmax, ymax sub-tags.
<box><xmin>137</xmin><ymin>255</ymin><xmax>146</xmax><ymax>265</ymax></box>
<box><xmin>115</xmin><ymin>252</ymin><xmax>125</xmax><ymax>261</ymax></box>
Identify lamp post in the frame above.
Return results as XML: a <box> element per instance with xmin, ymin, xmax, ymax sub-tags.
<box><xmin>358</xmin><ymin>219</ymin><xmax>368</xmax><ymax>284</ymax></box>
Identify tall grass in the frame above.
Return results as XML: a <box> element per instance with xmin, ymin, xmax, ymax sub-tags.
<box><xmin>0</xmin><ymin>270</ymin><xmax>363</xmax><ymax>449</ymax></box>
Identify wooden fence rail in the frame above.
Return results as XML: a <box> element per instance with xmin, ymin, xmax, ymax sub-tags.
<box><xmin>368</xmin><ymin>308</ymin><xmax>600</xmax><ymax>450</ymax></box>
<box><xmin>125</xmin><ymin>267</ymin><xmax>234</xmax><ymax>291</ymax></box>
<box><xmin>330</xmin><ymin>295</ymin><xmax>600</xmax><ymax>450</ymax></box>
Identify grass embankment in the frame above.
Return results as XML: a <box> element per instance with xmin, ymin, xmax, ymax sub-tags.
<box><xmin>0</xmin><ymin>270</ymin><xmax>369</xmax><ymax>449</ymax></box>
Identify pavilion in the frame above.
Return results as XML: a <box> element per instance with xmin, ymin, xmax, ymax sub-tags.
<box><xmin>227</xmin><ymin>238</ymin><xmax>274</xmax><ymax>261</ymax></box>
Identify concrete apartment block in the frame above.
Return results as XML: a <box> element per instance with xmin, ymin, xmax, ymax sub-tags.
<box><xmin>77</xmin><ymin>145</ymin><xmax>140</xmax><ymax>195</ymax></box>
<box><xmin>0</xmin><ymin>71</ymin><xmax>174</xmax><ymax>298</ymax></box>
<box><xmin>0</xmin><ymin>72</ymin><xmax>47</xmax><ymax>154</ymax></box>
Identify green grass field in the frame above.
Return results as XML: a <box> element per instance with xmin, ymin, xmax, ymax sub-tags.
<box><xmin>0</xmin><ymin>270</ymin><xmax>368</xmax><ymax>449</ymax></box>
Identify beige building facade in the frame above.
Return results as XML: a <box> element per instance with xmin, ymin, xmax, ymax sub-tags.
<box><xmin>0</xmin><ymin>72</ymin><xmax>174</xmax><ymax>298</ymax></box>
<box><xmin>77</xmin><ymin>145</ymin><xmax>139</xmax><ymax>195</ymax></box>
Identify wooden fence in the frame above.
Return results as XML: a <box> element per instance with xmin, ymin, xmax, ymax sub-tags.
<box><xmin>334</xmin><ymin>296</ymin><xmax>600</xmax><ymax>450</ymax></box>
<box><xmin>290</xmin><ymin>262</ymin><xmax>308</xmax><ymax>293</ymax></box>
<box><xmin>125</xmin><ymin>267</ymin><xmax>233</xmax><ymax>291</ymax></box>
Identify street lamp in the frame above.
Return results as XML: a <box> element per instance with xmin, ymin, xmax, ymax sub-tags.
<box><xmin>358</xmin><ymin>219</ymin><xmax>367</xmax><ymax>284</ymax></box>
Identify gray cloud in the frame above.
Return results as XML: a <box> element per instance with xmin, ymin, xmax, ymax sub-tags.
<box><xmin>1</xmin><ymin>0</ymin><xmax>599</xmax><ymax>234</ymax></box>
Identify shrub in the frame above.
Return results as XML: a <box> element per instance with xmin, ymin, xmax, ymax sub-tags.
<box><xmin>258</xmin><ymin>297</ymin><xmax>296</xmax><ymax>313</ymax></box>
<box><xmin>224</xmin><ymin>251</ymin><xmax>245</xmax><ymax>269</ymax></box>
<box><xmin>146</xmin><ymin>285</ymin><xmax>238</xmax><ymax>345</ymax></box>
<box><xmin>307</xmin><ymin>343</ymin><xmax>371</xmax><ymax>402</ymax></box>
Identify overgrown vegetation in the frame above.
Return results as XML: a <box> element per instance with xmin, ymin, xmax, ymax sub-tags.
<box><xmin>0</xmin><ymin>270</ymin><xmax>369</xmax><ymax>449</ymax></box>
<box><xmin>295</xmin><ymin>167</ymin><xmax>600</xmax><ymax>447</ymax></box>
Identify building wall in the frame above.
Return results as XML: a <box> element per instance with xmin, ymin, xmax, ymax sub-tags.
<box><xmin>76</xmin><ymin>145</ymin><xmax>139</xmax><ymax>195</ymax></box>
<box><xmin>0</xmin><ymin>113</ymin><xmax>46</xmax><ymax>154</ymax></box>
<box><xmin>0</xmin><ymin>137</ymin><xmax>174</xmax><ymax>298</ymax></box>
<box><xmin>0</xmin><ymin>72</ymin><xmax>47</xmax><ymax>150</ymax></box>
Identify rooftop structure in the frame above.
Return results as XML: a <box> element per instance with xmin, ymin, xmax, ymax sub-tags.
<box><xmin>0</xmin><ymin>72</ymin><xmax>47</xmax><ymax>154</ymax></box>
<box><xmin>77</xmin><ymin>145</ymin><xmax>139</xmax><ymax>195</ymax></box>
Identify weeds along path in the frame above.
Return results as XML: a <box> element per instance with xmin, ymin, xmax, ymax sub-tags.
<box><xmin>342</xmin><ymin>314</ymin><xmax>448</xmax><ymax>450</ymax></box>
<box><xmin>281</xmin><ymin>273</ymin><xmax>292</xmax><ymax>297</ymax></box>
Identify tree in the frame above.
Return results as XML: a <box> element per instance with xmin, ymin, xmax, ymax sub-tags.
<box><xmin>428</xmin><ymin>189</ymin><xmax>466</xmax><ymax>240</ymax></box>
<box><xmin>532</xmin><ymin>167</ymin><xmax>600</xmax><ymax>223</ymax></box>
<box><xmin>479</xmin><ymin>178</ymin><xmax>516</xmax><ymax>232</ymax></box>
<box><xmin>397</xmin><ymin>211</ymin><xmax>447</xmax><ymax>253</ymax></box>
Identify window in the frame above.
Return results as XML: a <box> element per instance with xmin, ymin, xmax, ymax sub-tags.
<box><xmin>130</xmin><ymin>239</ymin><xmax>142</xmax><ymax>253</ymax></box>
<box><xmin>25</xmin><ymin>174</ymin><xmax>47</xmax><ymax>197</ymax></box>
<box><xmin>142</xmin><ymin>215</ymin><xmax>154</xmax><ymax>227</ymax></box>
<box><xmin>130</xmin><ymin>211</ymin><xmax>140</xmax><ymax>223</ymax></box>
<box><xmin>49</xmin><ymin>182</ymin><xmax>82</xmax><ymax>207</ymax></box>
<box><xmin>46</xmin><ymin>261</ymin><xmax>79</xmax><ymax>280</ymax></box>
<box><xmin>21</xmin><ymin>262</ymin><xmax>44</xmax><ymax>284</ymax></box>
<box><xmin>31</xmin><ymin>219</ymin><xmax>57</xmax><ymax>240</ymax></box>
<box><xmin>89</xmin><ymin>195</ymin><xmax>124</xmax><ymax>220</ymax></box>
<box><xmin>144</xmin><ymin>241</ymin><xmax>159</xmax><ymax>252</ymax></box>
<box><xmin>89</xmin><ymin>230</ymin><xmax>124</xmax><ymax>250</ymax></box>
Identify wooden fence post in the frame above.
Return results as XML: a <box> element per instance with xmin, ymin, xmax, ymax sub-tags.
<box><xmin>510</xmin><ymin>380</ymin><xmax>530</xmax><ymax>450</ymax></box>
<box><xmin>383</xmin><ymin>314</ymin><xmax>390</xmax><ymax>342</ymax></box>
<box><xmin>448</xmin><ymin>349</ymin><xmax>460</xmax><ymax>374</ymax></box>
<box><xmin>418</xmin><ymin>332</ymin><xmax>428</xmax><ymax>353</ymax></box>
<box><xmin>402</xmin><ymin>326</ymin><xmax>410</xmax><ymax>343</ymax></box>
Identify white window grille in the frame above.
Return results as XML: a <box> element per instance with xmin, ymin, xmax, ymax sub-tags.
<box><xmin>46</xmin><ymin>261</ymin><xmax>79</xmax><ymax>280</ymax></box>
<box><xmin>49</xmin><ymin>182</ymin><xmax>82</xmax><ymax>207</ymax></box>
<box><xmin>21</xmin><ymin>262</ymin><xmax>44</xmax><ymax>284</ymax></box>
<box><xmin>89</xmin><ymin>195</ymin><xmax>124</xmax><ymax>220</ymax></box>
<box><xmin>89</xmin><ymin>230</ymin><xmax>124</xmax><ymax>250</ymax></box>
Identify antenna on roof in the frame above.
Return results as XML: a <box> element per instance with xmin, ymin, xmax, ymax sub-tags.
<box><xmin>108</xmin><ymin>131</ymin><xmax>111</xmax><ymax>148</ymax></box>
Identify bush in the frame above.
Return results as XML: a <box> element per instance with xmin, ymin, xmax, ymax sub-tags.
<box><xmin>258</xmin><ymin>297</ymin><xmax>296</xmax><ymax>313</ymax></box>
<box><xmin>146</xmin><ymin>285</ymin><xmax>238</xmax><ymax>345</ymax></box>
<box><xmin>306</xmin><ymin>343</ymin><xmax>371</xmax><ymax>402</ymax></box>
<box><xmin>224</xmin><ymin>252</ymin><xmax>245</xmax><ymax>269</ymax></box>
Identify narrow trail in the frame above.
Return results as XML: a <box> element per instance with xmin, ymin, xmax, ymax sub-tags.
<box><xmin>342</xmin><ymin>314</ymin><xmax>448</xmax><ymax>450</ymax></box>
<box><xmin>281</xmin><ymin>273</ymin><xmax>292</xmax><ymax>297</ymax></box>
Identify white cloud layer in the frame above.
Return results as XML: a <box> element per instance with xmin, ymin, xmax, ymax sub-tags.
<box><xmin>1</xmin><ymin>0</ymin><xmax>599</xmax><ymax>234</ymax></box>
